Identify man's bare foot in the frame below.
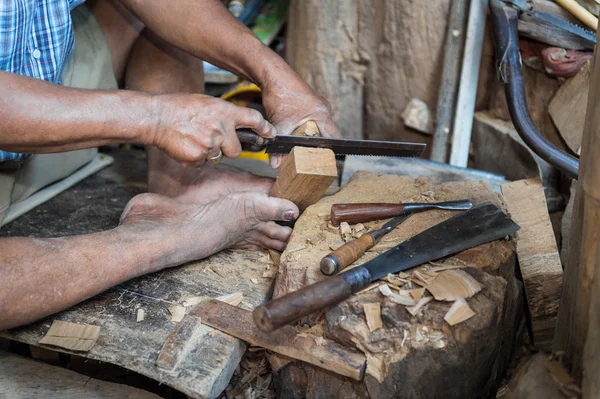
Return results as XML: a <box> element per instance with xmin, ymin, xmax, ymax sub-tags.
<box><xmin>120</xmin><ymin>191</ymin><xmax>298</xmax><ymax>267</ymax></box>
<box><xmin>148</xmin><ymin>156</ymin><xmax>274</xmax><ymax>205</ymax></box>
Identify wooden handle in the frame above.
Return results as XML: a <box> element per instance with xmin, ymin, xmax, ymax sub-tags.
<box><xmin>253</xmin><ymin>267</ymin><xmax>371</xmax><ymax>332</ymax></box>
<box><xmin>330</xmin><ymin>203</ymin><xmax>405</xmax><ymax>226</ymax></box>
<box><xmin>320</xmin><ymin>234</ymin><xmax>375</xmax><ymax>275</ymax></box>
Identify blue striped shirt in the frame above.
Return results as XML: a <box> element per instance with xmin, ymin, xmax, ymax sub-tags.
<box><xmin>0</xmin><ymin>0</ymin><xmax>85</xmax><ymax>162</ymax></box>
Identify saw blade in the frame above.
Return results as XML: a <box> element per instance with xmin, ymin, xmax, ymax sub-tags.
<box><xmin>264</xmin><ymin>135</ymin><xmax>426</xmax><ymax>158</ymax></box>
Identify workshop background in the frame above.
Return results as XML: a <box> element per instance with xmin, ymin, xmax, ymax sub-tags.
<box><xmin>1</xmin><ymin>0</ymin><xmax>597</xmax><ymax>398</ymax></box>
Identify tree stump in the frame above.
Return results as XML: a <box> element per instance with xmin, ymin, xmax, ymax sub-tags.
<box><xmin>271</xmin><ymin>172</ymin><xmax>523</xmax><ymax>398</ymax></box>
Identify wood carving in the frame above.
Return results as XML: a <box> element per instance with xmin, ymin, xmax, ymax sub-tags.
<box><xmin>271</xmin><ymin>172</ymin><xmax>523</xmax><ymax>398</ymax></box>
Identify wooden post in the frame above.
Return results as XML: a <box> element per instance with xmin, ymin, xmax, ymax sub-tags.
<box><xmin>554</xmin><ymin>29</ymin><xmax>600</xmax><ymax>394</ymax></box>
<box><xmin>269</xmin><ymin>146</ymin><xmax>337</xmax><ymax>212</ymax></box>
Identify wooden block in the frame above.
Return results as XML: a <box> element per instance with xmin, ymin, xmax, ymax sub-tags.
<box><xmin>193</xmin><ymin>299</ymin><xmax>366</xmax><ymax>381</ymax></box>
<box><xmin>269</xmin><ymin>146</ymin><xmax>337</xmax><ymax>212</ymax></box>
<box><xmin>502</xmin><ymin>178</ymin><xmax>563</xmax><ymax>351</ymax></box>
<box><xmin>39</xmin><ymin>320</ymin><xmax>100</xmax><ymax>352</ymax></box>
<box><xmin>549</xmin><ymin>61</ymin><xmax>591</xmax><ymax>154</ymax></box>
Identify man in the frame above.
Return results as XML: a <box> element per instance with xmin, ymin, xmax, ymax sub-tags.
<box><xmin>0</xmin><ymin>0</ymin><xmax>340</xmax><ymax>330</ymax></box>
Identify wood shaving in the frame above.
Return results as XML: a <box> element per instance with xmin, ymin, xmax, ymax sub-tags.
<box><xmin>363</xmin><ymin>303</ymin><xmax>383</xmax><ymax>332</ymax></box>
<box><xmin>183</xmin><ymin>296</ymin><xmax>204</xmax><ymax>307</ymax></box>
<box><xmin>444</xmin><ymin>298</ymin><xmax>475</xmax><ymax>326</ymax></box>
<box><xmin>39</xmin><ymin>320</ymin><xmax>100</xmax><ymax>352</ymax></box>
<box><xmin>168</xmin><ymin>305</ymin><xmax>186</xmax><ymax>323</ymax></box>
<box><xmin>409</xmin><ymin>288</ymin><xmax>426</xmax><ymax>301</ymax></box>
<box><xmin>425</xmin><ymin>270</ymin><xmax>482</xmax><ymax>301</ymax></box>
<box><xmin>136</xmin><ymin>308</ymin><xmax>145</xmax><ymax>322</ymax></box>
<box><xmin>406</xmin><ymin>296</ymin><xmax>433</xmax><ymax>316</ymax></box>
<box><xmin>250</xmin><ymin>278</ymin><xmax>259</xmax><ymax>284</ymax></box>
<box><xmin>327</xmin><ymin>222</ymin><xmax>340</xmax><ymax>230</ymax></box>
<box><xmin>288</xmin><ymin>245</ymin><xmax>307</xmax><ymax>253</ymax></box>
<box><xmin>379</xmin><ymin>284</ymin><xmax>416</xmax><ymax>306</ymax></box>
<box><xmin>383</xmin><ymin>273</ymin><xmax>406</xmax><ymax>286</ymax></box>
<box><xmin>210</xmin><ymin>266</ymin><xmax>228</xmax><ymax>279</ymax></box>
<box><xmin>216</xmin><ymin>292</ymin><xmax>244</xmax><ymax>306</ymax></box>
<box><xmin>356</xmin><ymin>283</ymin><xmax>380</xmax><ymax>295</ymax></box>
<box><xmin>412</xmin><ymin>269</ymin><xmax>439</xmax><ymax>286</ymax></box>
<box><xmin>262</xmin><ymin>269</ymin><xmax>277</xmax><ymax>278</ymax></box>
<box><xmin>546</xmin><ymin>359</ymin><xmax>576</xmax><ymax>386</ymax></box>
<box><xmin>340</xmin><ymin>222</ymin><xmax>353</xmax><ymax>242</ymax></box>
<box><xmin>401</xmin><ymin>329</ymin><xmax>409</xmax><ymax>347</ymax></box>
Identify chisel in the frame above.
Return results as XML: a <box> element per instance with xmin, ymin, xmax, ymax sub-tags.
<box><xmin>320</xmin><ymin>214</ymin><xmax>411</xmax><ymax>276</ymax></box>
<box><xmin>253</xmin><ymin>202</ymin><xmax>519</xmax><ymax>332</ymax></box>
<box><xmin>330</xmin><ymin>199</ymin><xmax>473</xmax><ymax>226</ymax></box>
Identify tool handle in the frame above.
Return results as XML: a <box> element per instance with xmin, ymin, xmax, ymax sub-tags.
<box><xmin>237</xmin><ymin>122</ymin><xmax>320</xmax><ymax>148</ymax></box>
<box><xmin>330</xmin><ymin>203</ymin><xmax>405</xmax><ymax>226</ymax></box>
<box><xmin>253</xmin><ymin>267</ymin><xmax>372</xmax><ymax>332</ymax></box>
<box><xmin>236</xmin><ymin>129</ymin><xmax>272</xmax><ymax>147</ymax></box>
<box><xmin>320</xmin><ymin>234</ymin><xmax>375</xmax><ymax>275</ymax></box>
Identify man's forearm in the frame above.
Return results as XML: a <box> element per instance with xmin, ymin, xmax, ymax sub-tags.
<box><xmin>0</xmin><ymin>225</ymin><xmax>176</xmax><ymax>330</ymax></box>
<box><xmin>121</xmin><ymin>0</ymin><xmax>297</xmax><ymax>87</ymax></box>
<box><xmin>0</xmin><ymin>71</ymin><xmax>153</xmax><ymax>153</ymax></box>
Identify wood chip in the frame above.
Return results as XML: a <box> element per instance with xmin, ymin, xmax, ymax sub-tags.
<box><xmin>425</xmin><ymin>270</ymin><xmax>482</xmax><ymax>301</ymax></box>
<box><xmin>168</xmin><ymin>305</ymin><xmax>186</xmax><ymax>323</ymax></box>
<box><xmin>444</xmin><ymin>298</ymin><xmax>475</xmax><ymax>326</ymax></box>
<box><xmin>39</xmin><ymin>320</ymin><xmax>100</xmax><ymax>352</ymax></box>
<box><xmin>366</xmin><ymin>354</ymin><xmax>386</xmax><ymax>383</ymax></box>
<box><xmin>250</xmin><ymin>278</ymin><xmax>259</xmax><ymax>284</ymax></box>
<box><xmin>406</xmin><ymin>296</ymin><xmax>433</xmax><ymax>316</ymax></box>
<box><xmin>288</xmin><ymin>245</ymin><xmax>307</xmax><ymax>253</ymax></box>
<box><xmin>340</xmin><ymin>222</ymin><xmax>352</xmax><ymax>241</ymax></box>
<box><xmin>383</xmin><ymin>273</ymin><xmax>406</xmax><ymax>286</ymax></box>
<box><xmin>136</xmin><ymin>308</ymin><xmax>145</xmax><ymax>322</ymax></box>
<box><xmin>363</xmin><ymin>303</ymin><xmax>383</xmax><ymax>332</ymax></box>
<box><xmin>409</xmin><ymin>288</ymin><xmax>426</xmax><ymax>301</ymax></box>
<box><xmin>412</xmin><ymin>269</ymin><xmax>438</xmax><ymax>286</ymax></box>
<box><xmin>379</xmin><ymin>284</ymin><xmax>416</xmax><ymax>306</ymax></box>
<box><xmin>355</xmin><ymin>283</ymin><xmax>380</xmax><ymax>295</ymax></box>
<box><xmin>183</xmin><ymin>296</ymin><xmax>204</xmax><ymax>307</ymax></box>
<box><xmin>216</xmin><ymin>292</ymin><xmax>244</xmax><ymax>307</ymax></box>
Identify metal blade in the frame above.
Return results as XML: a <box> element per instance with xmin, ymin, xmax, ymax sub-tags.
<box><xmin>381</xmin><ymin>214</ymin><xmax>411</xmax><ymax>231</ymax></box>
<box><xmin>363</xmin><ymin>202</ymin><xmax>520</xmax><ymax>280</ymax></box>
<box><xmin>265</xmin><ymin>135</ymin><xmax>426</xmax><ymax>158</ymax></box>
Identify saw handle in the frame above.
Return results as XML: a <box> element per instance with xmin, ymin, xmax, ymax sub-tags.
<box><xmin>237</xmin><ymin>121</ymin><xmax>320</xmax><ymax>148</ymax></box>
<box><xmin>253</xmin><ymin>266</ymin><xmax>372</xmax><ymax>332</ymax></box>
<box><xmin>320</xmin><ymin>234</ymin><xmax>376</xmax><ymax>276</ymax></box>
<box><xmin>331</xmin><ymin>203</ymin><xmax>405</xmax><ymax>226</ymax></box>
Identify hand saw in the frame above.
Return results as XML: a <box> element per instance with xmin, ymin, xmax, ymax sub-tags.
<box><xmin>236</xmin><ymin>129</ymin><xmax>426</xmax><ymax>158</ymax></box>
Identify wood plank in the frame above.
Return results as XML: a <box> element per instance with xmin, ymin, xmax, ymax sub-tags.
<box><xmin>39</xmin><ymin>320</ymin><xmax>100</xmax><ymax>352</ymax></box>
<box><xmin>554</xmin><ymin>26</ymin><xmax>600</xmax><ymax>394</ymax></box>
<box><xmin>269</xmin><ymin>146</ymin><xmax>337</xmax><ymax>212</ymax></box>
<box><xmin>194</xmin><ymin>299</ymin><xmax>366</xmax><ymax>381</ymax></box>
<box><xmin>0</xmin><ymin>350</ymin><xmax>160</xmax><ymax>399</ymax></box>
<box><xmin>549</xmin><ymin>61</ymin><xmax>592</xmax><ymax>154</ymax></box>
<box><xmin>1</xmin><ymin>249</ymin><xmax>274</xmax><ymax>399</ymax></box>
<box><xmin>502</xmin><ymin>178</ymin><xmax>563</xmax><ymax>351</ymax></box>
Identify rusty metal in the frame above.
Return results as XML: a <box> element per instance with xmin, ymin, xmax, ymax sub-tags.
<box><xmin>490</xmin><ymin>0</ymin><xmax>580</xmax><ymax>179</ymax></box>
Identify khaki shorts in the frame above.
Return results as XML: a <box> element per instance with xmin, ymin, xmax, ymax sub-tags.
<box><xmin>0</xmin><ymin>5</ymin><xmax>118</xmax><ymax>224</ymax></box>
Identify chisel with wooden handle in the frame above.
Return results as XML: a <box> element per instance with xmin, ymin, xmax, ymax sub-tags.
<box><xmin>330</xmin><ymin>199</ymin><xmax>473</xmax><ymax>226</ymax></box>
<box><xmin>320</xmin><ymin>214</ymin><xmax>410</xmax><ymax>276</ymax></box>
<box><xmin>253</xmin><ymin>202</ymin><xmax>519</xmax><ymax>332</ymax></box>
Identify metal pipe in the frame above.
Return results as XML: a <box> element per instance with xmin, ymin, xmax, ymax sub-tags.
<box><xmin>490</xmin><ymin>0</ymin><xmax>580</xmax><ymax>179</ymax></box>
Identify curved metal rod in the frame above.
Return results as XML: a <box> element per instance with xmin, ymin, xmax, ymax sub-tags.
<box><xmin>490</xmin><ymin>0</ymin><xmax>580</xmax><ymax>180</ymax></box>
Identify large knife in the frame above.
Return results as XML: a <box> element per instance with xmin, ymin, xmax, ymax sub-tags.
<box><xmin>236</xmin><ymin>129</ymin><xmax>426</xmax><ymax>158</ymax></box>
<box><xmin>253</xmin><ymin>202</ymin><xmax>519</xmax><ymax>332</ymax></box>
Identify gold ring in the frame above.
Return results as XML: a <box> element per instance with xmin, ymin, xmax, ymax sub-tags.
<box><xmin>207</xmin><ymin>150</ymin><xmax>223</xmax><ymax>164</ymax></box>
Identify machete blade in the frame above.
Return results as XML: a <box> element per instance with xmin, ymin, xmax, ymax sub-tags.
<box><xmin>364</xmin><ymin>202</ymin><xmax>520</xmax><ymax>280</ymax></box>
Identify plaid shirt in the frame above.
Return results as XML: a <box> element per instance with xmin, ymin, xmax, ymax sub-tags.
<box><xmin>0</xmin><ymin>0</ymin><xmax>85</xmax><ymax>162</ymax></box>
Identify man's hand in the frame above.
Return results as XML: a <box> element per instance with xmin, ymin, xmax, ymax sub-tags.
<box><xmin>149</xmin><ymin>94</ymin><xmax>276</xmax><ymax>167</ymax></box>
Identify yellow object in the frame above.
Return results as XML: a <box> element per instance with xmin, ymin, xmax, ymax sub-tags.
<box><xmin>555</xmin><ymin>0</ymin><xmax>598</xmax><ymax>30</ymax></box>
<box><xmin>220</xmin><ymin>81</ymin><xmax>270</xmax><ymax>162</ymax></box>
